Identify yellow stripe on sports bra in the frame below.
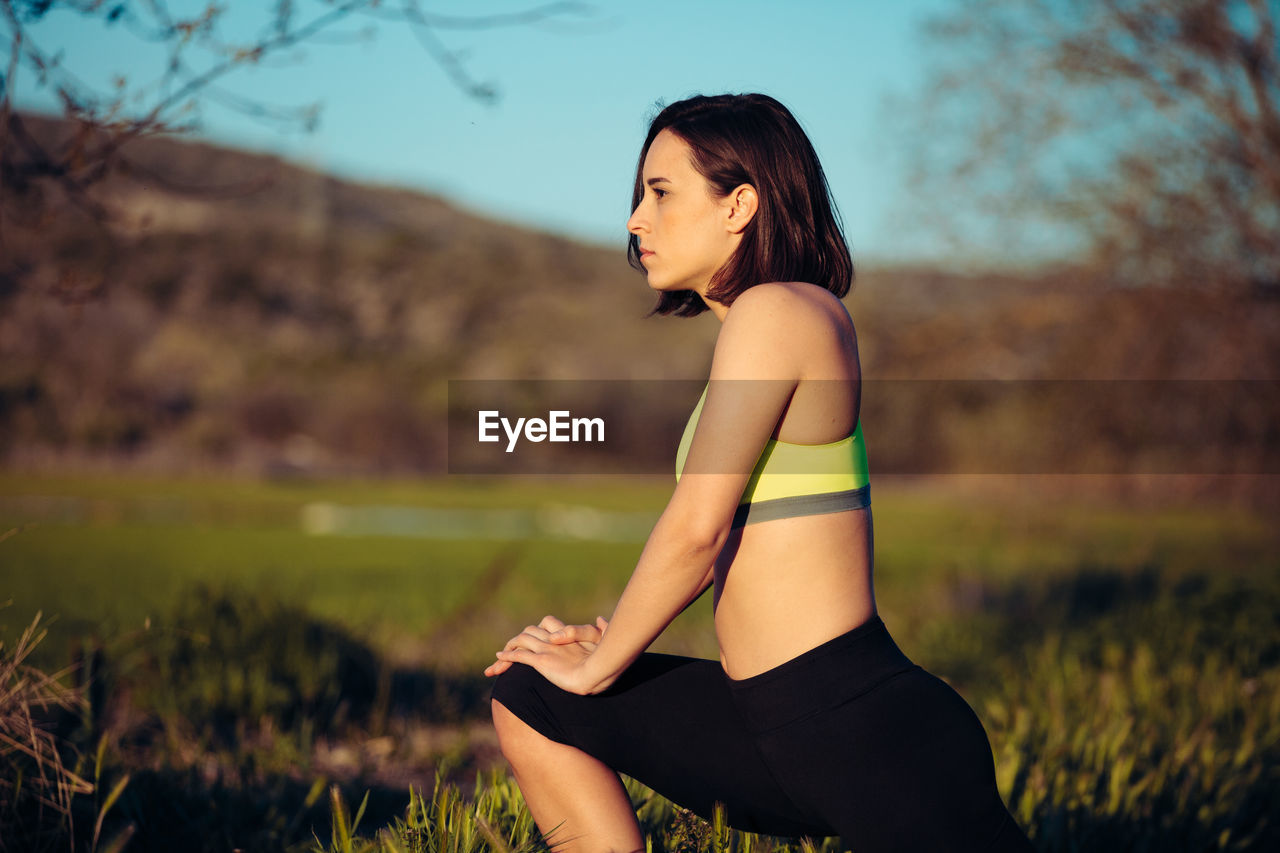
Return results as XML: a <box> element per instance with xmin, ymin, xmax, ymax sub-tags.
<box><xmin>675</xmin><ymin>385</ymin><xmax>871</xmax><ymax>527</ymax></box>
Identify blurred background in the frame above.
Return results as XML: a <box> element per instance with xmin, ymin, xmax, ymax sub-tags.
<box><xmin>1</xmin><ymin>2</ymin><xmax>1277</xmax><ymax>852</ymax></box>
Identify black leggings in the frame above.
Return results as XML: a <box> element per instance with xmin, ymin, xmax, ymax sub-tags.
<box><xmin>490</xmin><ymin>614</ymin><xmax>1034</xmax><ymax>852</ymax></box>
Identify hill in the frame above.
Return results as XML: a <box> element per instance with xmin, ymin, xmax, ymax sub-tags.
<box><xmin>1</xmin><ymin>113</ymin><xmax>1276</xmax><ymax>486</ymax></box>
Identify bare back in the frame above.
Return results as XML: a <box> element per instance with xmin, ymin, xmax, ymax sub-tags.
<box><xmin>710</xmin><ymin>282</ymin><xmax>875</xmax><ymax>678</ymax></box>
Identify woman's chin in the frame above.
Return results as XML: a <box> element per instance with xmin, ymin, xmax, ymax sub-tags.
<box><xmin>646</xmin><ymin>276</ymin><xmax>687</xmax><ymax>294</ymax></box>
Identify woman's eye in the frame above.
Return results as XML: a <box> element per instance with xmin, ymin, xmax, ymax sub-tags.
<box><xmin>653</xmin><ymin>188</ymin><xmax>668</xmax><ymax>199</ymax></box>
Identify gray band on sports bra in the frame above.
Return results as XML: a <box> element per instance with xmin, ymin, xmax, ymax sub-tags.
<box><xmin>732</xmin><ymin>484</ymin><xmax>871</xmax><ymax>528</ymax></box>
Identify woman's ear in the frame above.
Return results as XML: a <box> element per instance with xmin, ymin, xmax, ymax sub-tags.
<box><xmin>724</xmin><ymin>184</ymin><xmax>759</xmax><ymax>234</ymax></box>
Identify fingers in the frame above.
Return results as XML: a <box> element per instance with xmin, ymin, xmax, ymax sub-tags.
<box><xmin>488</xmin><ymin>615</ymin><xmax>601</xmax><ymax>680</ymax></box>
<box><xmin>493</xmin><ymin>647</ymin><xmax>528</xmax><ymax>667</ymax></box>
<box><xmin>504</xmin><ymin>624</ymin><xmax>552</xmax><ymax>652</ymax></box>
<box><xmin>487</xmin><ymin>619</ymin><xmax>563</xmax><ymax>676</ymax></box>
<box><xmin>489</xmin><ymin>647</ymin><xmax>559</xmax><ymax>690</ymax></box>
<box><xmin>550</xmin><ymin>616</ymin><xmax>606</xmax><ymax>643</ymax></box>
<box><xmin>488</xmin><ymin>632</ymin><xmax>593</xmax><ymax>694</ymax></box>
<box><xmin>547</xmin><ymin>622</ymin><xmax>602</xmax><ymax>645</ymax></box>
<box><xmin>495</xmin><ymin>645</ymin><xmax>553</xmax><ymax>667</ymax></box>
<box><xmin>484</xmin><ymin>659</ymin><xmax>512</xmax><ymax>677</ymax></box>
<box><xmin>538</xmin><ymin>614</ymin><xmax>566</xmax><ymax>632</ymax></box>
<box><xmin>547</xmin><ymin>625</ymin><xmax>582</xmax><ymax>643</ymax></box>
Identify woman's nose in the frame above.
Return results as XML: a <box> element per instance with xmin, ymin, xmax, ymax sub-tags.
<box><xmin>626</xmin><ymin>206</ymin><xmax>647</xmax><ymax>235</ymax></box>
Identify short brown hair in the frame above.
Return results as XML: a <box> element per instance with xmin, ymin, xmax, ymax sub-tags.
<box><xmin>628</xmin><ymin>94</ymin><xmax>854</xmax><ymax>317</ymax></box>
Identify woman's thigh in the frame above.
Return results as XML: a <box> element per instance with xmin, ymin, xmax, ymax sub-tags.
<box><xmin>490</xmin><ymin>654</ymin><xmax>830</xmax><ymax>838</ymax></box>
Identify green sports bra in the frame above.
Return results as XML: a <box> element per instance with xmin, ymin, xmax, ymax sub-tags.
<box><xmin>675</xmin><ymin>384</ymin><xmax>871</xmax><ymax>528</ymax></box>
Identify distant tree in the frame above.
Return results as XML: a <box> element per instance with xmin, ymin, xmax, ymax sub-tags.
<box><xmin>898</xmin><ymin>0</ymin><xmax>1279</xmax><ymax>293</ymax></box>
<box><xmin>0</xmin><ymin>0</ymin><xmax>589</xmax><ymax>298</ymax></box>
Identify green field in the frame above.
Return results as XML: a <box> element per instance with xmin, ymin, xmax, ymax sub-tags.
<box><xmin>1</xmin><ymin>473</ymin><xmax>1277</xmax><ymax>852</ymax></box>
<box><xmin>5</xmin><ymin>473</ymin><xmax>1270</xmax><ymax>666</ymax></box>
<box><xmin>0</xmin><ymin>474</ymin><xmax>670</xmax><ymax>664</ymax></box>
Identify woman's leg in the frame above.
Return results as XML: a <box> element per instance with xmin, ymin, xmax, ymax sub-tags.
<box><xmin>492</xmin><ymin>699</ymin><xmax>643</xmax><ymax>853</ymax></box>
<box><xmin>770</xmin><ymin>668</ymin><xmax>1034</xmax><ymax>852</ymax></box>
<box><xmin>724</xmin><ymin>615</ymin><xmax>1034</xmax><ymax>852</ymax></box>
<box><xmin>489</xmin><ymin>656</ymin><xmax>830</xmax><ymax>848</ymax></box>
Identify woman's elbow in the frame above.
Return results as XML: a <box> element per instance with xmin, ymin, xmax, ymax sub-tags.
<box><xmin>660</xmin><ymin>511</ymin><xmax>731</xmax><ymax>558</ymax></box>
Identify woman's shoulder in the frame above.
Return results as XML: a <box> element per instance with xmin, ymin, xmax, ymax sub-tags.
<box><xmin>713</xmin><ymin>282</ymin><xmax>854</xmax><ymax>379</ymax></box>
<box><xmin>724</xmin><ymin>281</ymin><xmax>851</xmax><ymax>333</ymax></box>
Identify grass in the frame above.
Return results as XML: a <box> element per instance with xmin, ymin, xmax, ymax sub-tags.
<box><xmin>0</xmin><ymin>612</ymin><xmax>94</xmax><ymax>850</ymax></box>
<box><xmin>1</xmin><ymin>471</ymin><xmax>1277</xmax><ymax>851</ymax></box>
<box><xmin>0</xmin><ymin>524</ymin><xmax>640</xmax><ymax>663</ymax></box>
<box><xmin>0</xmin><ymin>472</ymin><xmax>665</xmax><ymax>666</ymax></box>
<box><xmin>4</xmin><ymin>472</ymin><xmax>1273</xmax><ymax>665</ymax></box>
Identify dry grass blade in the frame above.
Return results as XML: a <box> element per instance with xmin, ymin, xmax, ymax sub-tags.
<box><xmin>473</xmin><ymin>813</ymin><xmax>513</xmax><ymax>853</ymax></box>
<box><xmin>0</xmin><ymin>611</ymin><xmax>94</xmax><ymax>846</ymax></box>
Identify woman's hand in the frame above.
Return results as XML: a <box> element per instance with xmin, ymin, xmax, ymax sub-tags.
<box><xmin>483</xmin><ymin>615</ymin><xmax>610</xmax><ymax>689</ymax></box>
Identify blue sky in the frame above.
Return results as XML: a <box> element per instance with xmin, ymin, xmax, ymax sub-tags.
<box><xmin>11</xmin><ymin>0</ymin><xmax>958</xmax><ymax>263</ymax></box>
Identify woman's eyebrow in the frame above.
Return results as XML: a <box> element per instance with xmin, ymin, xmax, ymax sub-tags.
<box><xmin>646</xmin><ymin>177</ymin><xmax>670</xmax><ymax>186</ymax></box>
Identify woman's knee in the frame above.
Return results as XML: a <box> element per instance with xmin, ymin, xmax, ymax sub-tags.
<box><xmin>491</xmin><ymin>698</ymin><xmax>533</xmax><ymax>754</ymax></box>
<box><xmin>493</xmin><ymin>695</ymin><xmax>580</xmax><ymax>776</ymax></box>
<box><xmin>490</xmin><ymin>666</ymin><xmax>557</xmax><ymax>762</ymax></box>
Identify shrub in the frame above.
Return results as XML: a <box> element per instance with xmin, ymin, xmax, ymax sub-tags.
<box><xmin>136</xmin><ymin>586</ymin><xmax>379</xmax><ymax>743</ymax></box>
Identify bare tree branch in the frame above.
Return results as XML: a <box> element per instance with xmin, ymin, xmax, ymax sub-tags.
<box><xmin>0</xmin><ymin>0</ymin><xmax>595</xmax><ymax>300</ymax></box>
<box><xmin>896</xmin><ymin>0</ymin><xmax>1280</xmax><ymax>293</ymax></box>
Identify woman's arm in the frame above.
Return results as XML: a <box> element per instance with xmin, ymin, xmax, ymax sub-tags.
<box><xmin>573</xmin><ymin>506</ymin><xmax>723</xmax><ymax>691</ymax></box>
<box><xmin>493</xmin><ymin>287</ymin><xmax>807</xmax><ymax>693</ymax></box>
<box><xmin>490</xmin><ymin>473</ymin><xmax>745</xmax><ymax>695</ymax></box>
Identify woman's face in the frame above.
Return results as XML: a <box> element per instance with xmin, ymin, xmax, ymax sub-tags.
<box><xmin>627</xmin><ymin>129</ymin><xmax>741</xmax><ymax>297</ymax></box>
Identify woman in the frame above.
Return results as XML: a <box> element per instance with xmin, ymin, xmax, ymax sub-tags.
<box><xmin>485</xmin><ymin>93</ymin><xmax>1033</xmax><ymax>853</ymax></box>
